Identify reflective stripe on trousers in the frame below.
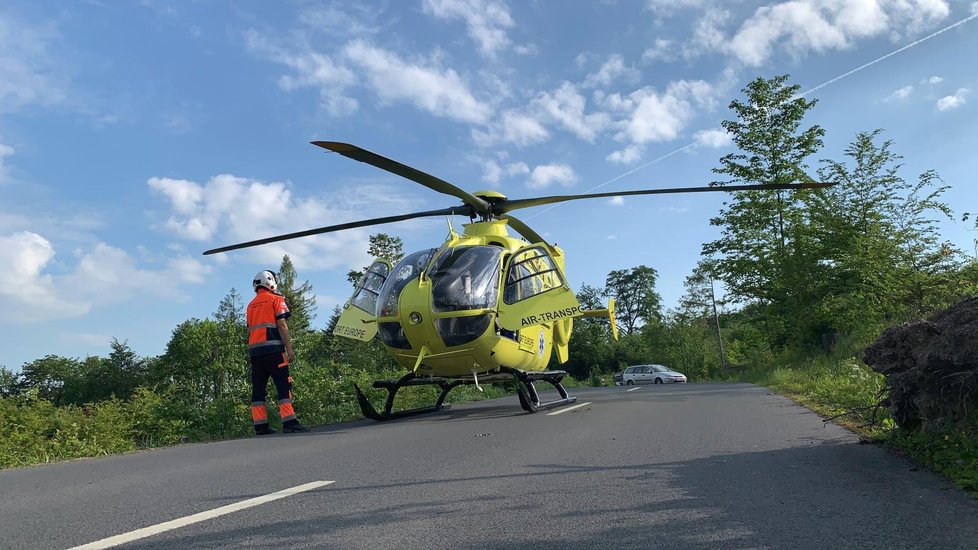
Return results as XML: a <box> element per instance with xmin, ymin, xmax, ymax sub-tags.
<box><xmin>251</xmin><ymin>401</ymin><xmax>268</xmax><ymax>425</ymax></box>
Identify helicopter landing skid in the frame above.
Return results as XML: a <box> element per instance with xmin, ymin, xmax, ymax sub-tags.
<box><xmin>355</xmin><ymin>368</ymin><xmax>577</xmax><ymax>421</ymax></box>
<box><xmin>354</xmin><ymin>372</ymin><xmax>467</xmax><ymax>421</ymax></box>
<box><xmin>499</xmin><ymin>367</ymin><xmax>577</xmax><ymax>413</ymax></box>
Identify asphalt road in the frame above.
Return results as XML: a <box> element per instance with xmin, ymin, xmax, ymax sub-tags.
<box><xmin>1</xmin><ymin>382</ymin><xmax>976</xmax><ymax>549</ymax></box>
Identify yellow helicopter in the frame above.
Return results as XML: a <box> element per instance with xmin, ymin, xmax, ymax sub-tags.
<box><xmin>204</xmin><ymin>141</ymin><xmax>830</xmax><ymax>420</ymax></box>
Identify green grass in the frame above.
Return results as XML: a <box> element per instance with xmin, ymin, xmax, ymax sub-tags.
<box><xmin>735</xmin><ymin>353</ymin><xmax>978</xmax><ymax>496</ymax></box>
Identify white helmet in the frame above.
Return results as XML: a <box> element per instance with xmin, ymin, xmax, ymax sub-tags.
<box><xmin>253</xmin><ymin>270</ymin><xmax>277</xmax><ymax>292</ymax></box>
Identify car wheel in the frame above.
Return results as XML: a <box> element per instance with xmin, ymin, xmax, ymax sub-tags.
<box><xmin>626</xmin><ymin>380</ymin><xmax>633</xmax><ymax>386</ymax></box>
<box><xmin>654</xmin><ymin>378</ymin><xmax>663</xmax><ymax>384</ymax></box>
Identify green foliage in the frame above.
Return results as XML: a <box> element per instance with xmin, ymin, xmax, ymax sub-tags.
<box><xmin>704</xmin><ymin>74</ymin><xmax>825</xmax><ymax>344</ymax></box>
<box><xmin>0</xmin><ymin>366</ymin><xmax>24</xmax><ymax>397</ymax></box>
<box><xmin>347</xmin><ymin>233</ymin><xmax>405</xmax><ymax>287</ymax></box>
<box><xmin>809</xmin><ymin>130</ymin><xmax>962</xmax><ymax>339</ymax></box>
<box><xmin>894</xmin><ymin>428</ymin><xmax>978</xmax><ymax>494</ymax></box>
<box><xmin>277</xmin><ymin>255</ymin><xmax>317</xmax><ymax>334</ymax></box>
<box><xmin>603</xmin><ymin>265</ymin><xmax>662</xmax><ymax>335</ymax></box>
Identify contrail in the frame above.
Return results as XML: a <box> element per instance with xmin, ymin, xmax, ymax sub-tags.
<box><xmin>798</xmin><ymin>12</ymin><xmax>978</xmax><ymax>98</ymax></box>
<box><xmin>527</xmin><ymin>11</ymin><xmax>977</xmax><ymax>219</ymax></box>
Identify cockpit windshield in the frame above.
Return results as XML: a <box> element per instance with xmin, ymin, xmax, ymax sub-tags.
<box><xmin>429</xmin><ymin>246</ymin><xmax>502</xmax><ymax>312</ymax></box>
<box><xmin>376</xmin><ymin>248</ymin><xmax>436</xmax><ymax>317</ymax></box>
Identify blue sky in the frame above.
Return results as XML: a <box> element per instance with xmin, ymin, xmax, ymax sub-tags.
<box><xmin>2</xmin><ymin>0</ymin><xmax>976</xmax><ymax>370</ymax></box>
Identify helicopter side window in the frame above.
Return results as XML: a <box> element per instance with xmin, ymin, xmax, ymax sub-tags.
<box><xmin>503</xmin><ymin>246</ymin><xmax>565</xmax><ymax>305</ymax></box>
<box><xmin>350</xmin><ymin>263</ymin><xmax>390</xmax><ymax>314</ymax></box>
<box><xmin>429</xmin><ymin>246</ymin><xmax>502</xmax><ymax>312</ymax></box>
<box><xmin>376</xmin><ymin>248</ymin><xmax>436</xmax><ymax>317</ymax></box>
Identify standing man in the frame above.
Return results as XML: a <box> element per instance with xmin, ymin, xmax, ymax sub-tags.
<box><xmin>247</xmin><ymin>270</ymin><xmax>310</xmax><ymax>434</ymax></box>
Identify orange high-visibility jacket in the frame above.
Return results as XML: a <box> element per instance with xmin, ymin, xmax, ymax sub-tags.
<box><xmin>246</xmin><ymin>288</ymin><xmax>291</xmax><ymax>357</ymax></box>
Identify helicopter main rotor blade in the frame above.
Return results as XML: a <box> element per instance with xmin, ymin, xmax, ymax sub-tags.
<box><xmin>202</xmin><ymin>206</ymin><xmax>466</xmax><ymax>255</ymax></box>
<box><xmin>499</xmin><ymin>214</ymin><xmax>546</xmax><ymax>244</ymax></box>
<box><xmin>495</xmin><ymin>182</ymin><xmax>835</xmax><ymax>214</ymax></box>
<box><xmin>312</xmin><ymin>141</ymin><xmax>490</xmax><ymax>215</ymax></box>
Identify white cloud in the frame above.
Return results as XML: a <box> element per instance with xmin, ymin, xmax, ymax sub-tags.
<box><xmin>507</xmin><ymin>162</ymin><xmax>530</xmax><ymax>175</ymax></box>
<box><xmin>473</xmin><ymin>110</ymin><xmax>550</xmax><ymax>147</ymax></box>
<box><xmin>483</xmin><ymin>160</ymin><xmax>502</xmax><ymax>184</ymax></box>
<box><xmin>936</xmin><ymin>88</ymin><xmax>968</xmax><ymax>111</ymax></box>
<box><xmin>531</xmin><ymin>82</ymin><xmax>611</xmax><ymax>142</ymax></box>
<box><xmin>481</xmin><ymin>159</ymin><xmax>531</xmax><ymax>185</ymax></box>
<box><xmin>644</xmin><ymin>0</ymin><xmax>709</xmax><ymax>16</ymax></box>
<box><xmin>147</xmin><ymin>173</ymin><xmax>417</xmax><ymax>272</ymax></box>
<box><xmin>606</xmin><ymin>144</ymin><xmax>644</xmax><ymax>165</ymax></box>
<box><xmin>613</xmin><ymin>80</ymin><xmax>715</xmax><ymax>145</ymax></box>
<box><xmin>924</xmin><ymin>76</ymin><xmax>944</xmax><ymax>84</ymax></box>
<box><xmin>245</xmin><ymin>32</ymin><xmax>356</xmax><ymax>91</ymax></box>
<box><xmin>0</xmin><ymin>231</ymin><xmax>213</xmax><ymax>323</ymax></box>
<box><xmin>684</xmin><ymin>7</ymin><xmax>731</xmax><ymax>58</ymax></box>
<box><xmin>694</xmin><ymin>127</ymin><xmax>732</xmax><ymax>148</ymax></box>
<box><xmin>513</xmin><ymin>42</ymin><xmax>538</xmax><ymax>56</ymax></box>
<box><xmin>321</xmin><ymin>94</ymin><xmax>360</xmax><ymax>117</ymax></box>
<box><xmin>148</xmin><ymin>177</ymin><xmax>202</xmax><ymax>216</ymax></box>
<box><xmin>727</xmin><ymin>1</ymin><xmax>950</xmax><ymax>66</ymax></box>
<box><xmin>583</xmin><ymin>55</ymin><xmax>640</xmax><ymax>88</ymax></box>
<box><xmin>972</xmin><ymin>2</ymin><xmax>978</xmax><ymax>16</ymax></box>
<box><xmin>608</xmin><ymin>196</ymin><xmax>625</xmax><ymax>206</ymax></box>
<box><xmin>642</xmin><ymin>38</ymin><xmax>675</xmax><ymax>63</ymax></box>
<box><xmin>0</xmin><ymin>14</ymin><xmax>66</xmax><ymax>114</ymax></box>
<box><xmin>886</xmin><ymin>0</ymin><xmax>950</xmax><ymax>37</ymax></box>
<box><xmin>343</xmin><ymin>40</ymin><xmax>492</xmax><ymax>124</ymax></box>
<box><xmin>527</xmin><ymin>164</ymin><xmax>577</xmax><ymax>189</ymax></box>
<box><xmin>422</xmin><ymin>0</ymin><xmax>514</xmax><ymax>58</ymax></box>
<box><xmin>884</xmin><ymin>85</ymin><xmax>914</xmax><ymax>102</ymax></box>
<box><xmin>295</xmin><ymin>4</ymin><xmax>381</xmax><ymax>39</ymax></box>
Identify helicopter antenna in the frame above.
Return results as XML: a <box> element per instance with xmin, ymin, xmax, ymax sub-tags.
<box><xmin>445</xmin><ymin>216</ymin><xmax>458</xmax><ymax>240</ymax></box>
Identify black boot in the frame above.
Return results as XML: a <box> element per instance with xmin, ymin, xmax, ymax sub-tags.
<box><xmin>282</xmin><ymin>421</ymin><xmax>310</xmax><ymax>433</ymax></box>
<box><xmin>255</xmin><ymin>425</ymin><xmax>277</xmax><ymax>436</ymax></box>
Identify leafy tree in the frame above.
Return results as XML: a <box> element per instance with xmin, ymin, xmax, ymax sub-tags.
<box><xmin>811</xmin><ymin>130</ymin><xmax>961</xmax><ymax>336</ymax></box>
<box><xmin>577</xmin><ymin>283</ymin><xmax>604</xmax><ymax>310</ymax></box>
<box><xmin>347</xmin><ymin>233</ymin><xmax>405</xmax><ymax>286</ymax></box>
<box><xmin>563</xmin><ymin>283</ymin><xmax>613</xmax><ymax>379</ymax></box>
<box><xmin>0</xmin><ymin>366</ymin><xmax>24</xmax><ymax>398</ymax></box>
<box><xmin>324</xmin><ymin>305</ymin><xmax>342</xmax><ymax>334</ymax></box>
<box><xmin>95</xmin><ymin>338</ymin><xmax>149</xmax><ymax>401</ymax></box>
<box><xmin>154</xmin><ymin>318</ymin><xmax>250</xmax><ymax>406</ymax></box>
<box><xmin>215</xmin><ymin>287</ymin><xmax>245</xmax><ymax>327</ymax></box>
<box><xmin>703</xmin><ymin>74</ymin><xmax>825</xmax><ymax>346</ymax></box>
<box><xmin>603</xmin><ymin>266</ymin><xmax>662</xmax><ymax>335</ymax></box>
<box><xmin>20</xmin><ymin>355</ymin><xmax>86</xmax><ymax>405</ymax></box>
<box><xmin>675</xmin><ymin>262</ymin><xmax>727</xmax><ymax>368</ymax></box>
<box><xmin>277</xmin><ymin>254</ymin><xmax>317</xmax><ymax>334</ymax></box>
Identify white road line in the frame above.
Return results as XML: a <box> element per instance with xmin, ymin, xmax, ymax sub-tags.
<box><xmin>68</xmin><ymin>480</ymin><xmax>335</xmax><ymax>550</ymax></box>
<box><xmin>546</xmin><ymin>401</ymin><xmax>592</xmax><ymax>416</ymax></box>
<box><xmin>626</xmin><ymin>387</ymin><xmax>641</xmax><ymax>392</ymax></box>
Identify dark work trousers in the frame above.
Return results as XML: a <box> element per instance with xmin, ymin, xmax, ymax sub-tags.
<box><xmin>250</xmin><ymin>352</ymin><xmax>297</xmax><ymax>427</ymax></box>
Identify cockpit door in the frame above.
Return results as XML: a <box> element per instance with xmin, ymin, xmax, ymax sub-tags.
<box><xmin>496</xmin><ymin>245</ymin><xmax>581</xmax><ymax>331</ymax></box>
<box><xmin>333</xmin><ymin>259</ymin><xmax>391</xmax><ymax>341</ymax></box>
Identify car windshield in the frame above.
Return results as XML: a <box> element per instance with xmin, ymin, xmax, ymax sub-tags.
<box><xmin>651</xmin><ymin>365</ymin><xmax>668</xmax><ymax>372</ymax></box>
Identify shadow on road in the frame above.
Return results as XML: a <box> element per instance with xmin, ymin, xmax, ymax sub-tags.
<box><xmin>132</xmin><ymin>441</ymin><xmax>978</xmax><ymax>549</ymax></box>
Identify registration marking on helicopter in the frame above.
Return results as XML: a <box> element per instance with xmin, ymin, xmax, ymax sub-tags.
<box><xmin>546</xmin><ymin>402</ymin><xmax>592</xmax><ymax>416</ymax></box>
<box><xmin>335</xmin><ymin>325</ymin><xmax>367</xmax><ymax>339</ymax></box>
<box><xmin>68</xmin><ymin>481</ymin><xmax>335</xmax><ymax>550</ymax></box>
<box><xmin>520</xmin><ymin>306</ymin><xmax>581</xmax><ymax>327</ymax></box>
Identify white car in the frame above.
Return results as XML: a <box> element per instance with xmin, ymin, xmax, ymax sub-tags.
<box><xmin>621</xmin><ymin>364</ymin><xmax>687</xmax><ymax>385</ymax></box>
